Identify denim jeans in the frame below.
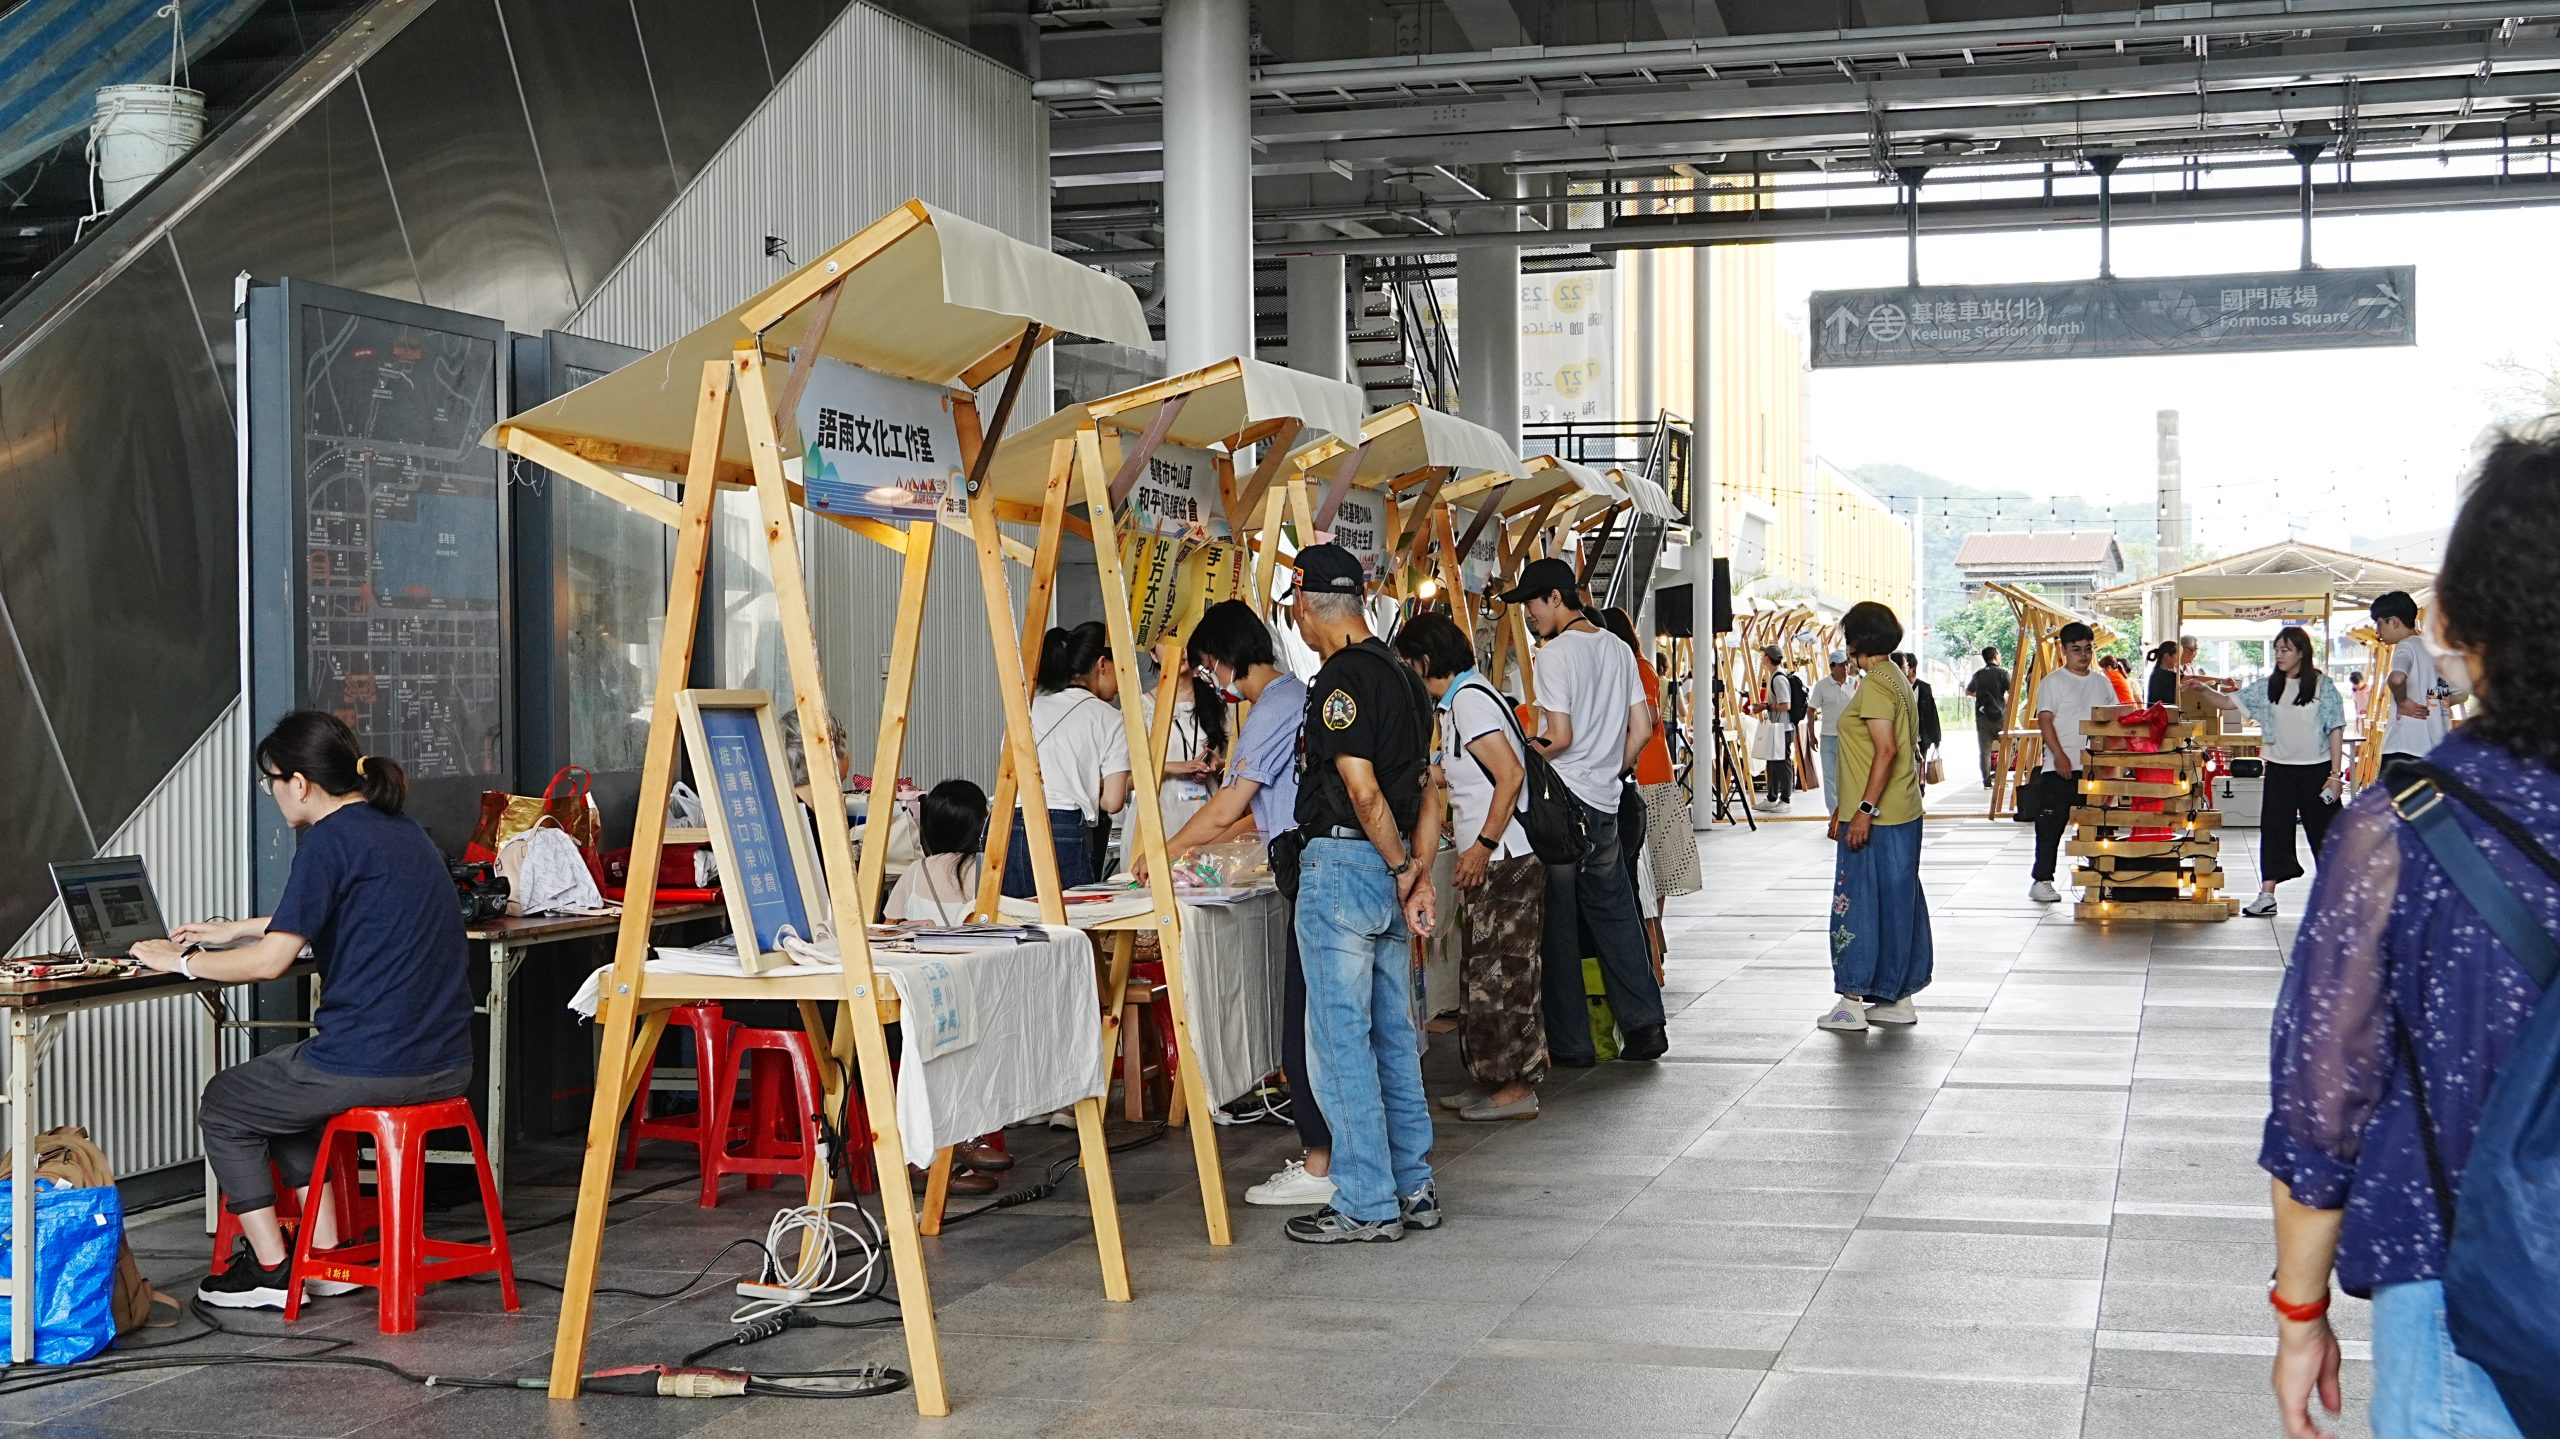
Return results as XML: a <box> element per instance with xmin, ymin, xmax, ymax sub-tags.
<box><xmin>2371</xmin><ymin>1280</ymin><xmax>2525</xmax><ymax>1439</ymax></box>
<box><xmin>1293</xmin><ymin>837</ymin><xmax>1433</xmax><ymax>1224</ymax></box>
<box><xmin>1539</xmin><ymin>791</ymin><xmax>1667</xmax><ymax>1064</ymax></box>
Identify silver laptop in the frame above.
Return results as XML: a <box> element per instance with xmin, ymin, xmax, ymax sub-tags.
<box><xmin>48</xmin><ymin>856</ymin><xmax>170</xmax><ymax>960</ymax></box>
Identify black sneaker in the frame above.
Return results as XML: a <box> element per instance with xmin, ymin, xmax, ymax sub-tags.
<box><xmin>1283</xmin><ymin>1205</ymin><xmax>1404</xmax><ymax>1244</ymax></box>
<box><xmin>1400</xmin><ymin>1182</ymin><xmax>1443</xmax><ymax>1231</ymax></box>
<box><xmin>1619</xmin><ymin>1024</ymin><xmax>1669</xmax><ymax>1062</ymax></box>
<box><xmin>197</xmin><ymin>1239</ymin><xmax>291</xmax><ymax>1310</ymax></box>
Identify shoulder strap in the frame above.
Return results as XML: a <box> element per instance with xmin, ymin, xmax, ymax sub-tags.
<box><xmin>2386</xmin><ymin>759</ymin><xmax>2560</xmax><ymax>990</ymax></box>
<box><xmin>1451</xmin><ymin>678</ymin><xmax>1530</xmax><ymax>788</ymax></box>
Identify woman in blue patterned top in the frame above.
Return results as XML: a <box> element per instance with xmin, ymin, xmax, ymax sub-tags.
<box><xmin>2261</xmin><ymin>432</ymin><xmax>2560</xmax><ymax>1439</ymax></box>
<box><xmin>2184</xmin><ymin>623</ymin><xmax>2349</xmax><ymax>918</ymax></box>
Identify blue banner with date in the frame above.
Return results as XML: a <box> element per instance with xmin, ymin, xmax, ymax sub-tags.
<box><xmin>1808</xmin><ymin>266</ymin><xmax>2415</xmax><ymax>368</ymax></box>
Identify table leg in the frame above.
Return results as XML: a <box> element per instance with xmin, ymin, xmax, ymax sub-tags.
<box><xmin>9</xmin><ymin>1011</ymin><xmax>36</xmax><ymax>1364</ymax></box>
<box><xmin>200</xmin><ymin>991</ymin><xmax>224</xmax><ymax>1234</ymax></box>
<box><xmin>485</xmin><ymin>940</ymin><xmax>513</xmax><ymax>1198</ymax></box>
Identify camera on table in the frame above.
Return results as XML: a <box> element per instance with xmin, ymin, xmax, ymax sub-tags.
<box><xmin>448</xmin><ymin>860</ymin><xmax>511</xmax><ymax>925</ymax></box>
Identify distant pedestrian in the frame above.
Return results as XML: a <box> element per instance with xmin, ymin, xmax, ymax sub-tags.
<box><xmin>2145</xmin><ymin>640</ymin><xmax>2182</xmax><ymax>706</ymax></box>
<box><xmin>1750</xmin><ymin>644</ymin><xmax>1797</xmax><ymax>810</ymax></box>
<box><xmin>1965</xmin><ymin>645</ymin><xmax>2011</xmax><ymax>785</ymax></box>
<box><xmin>2026</xmin><ymin>622</ymin><xmax>2116</xmax><ymax>904</ymax></box>
<box><xmin>2100</xmin><ymin>654</ymin><xmax>2138</xmax><ymax>705</ymax></box>
<box><xmin>1818</xmin><ymin>603</ymin><xmax>1932</xmax><ymax>1033</ymax></box>
<box><xmin>1812</xmin><ymin>651</ymin><xmax>1858</xmax><ymax>810</ymax></box>
<box><xmin>2183</xmin><ymin>625</ymin><xmax>2346</xmax><ymax>918</ymax></box>
<box><xmin>1898</xmin><ymin>652</ymin><xmax>1941</xmax><ymax>788</ymax></box>
<box><xmin>2374</xmin><ymin>589</ymin><xmax>2465</xmax><ymax>761</ymax></box>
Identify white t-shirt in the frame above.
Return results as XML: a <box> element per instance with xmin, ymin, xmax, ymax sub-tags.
<box><xmin>884</xmin><ymin>853</ymin><xmax>981</xmax><ymax>925</ymax></box>
<box><xmin>1531</xmin><ymin>626</ymin><xmax>1646</xmax><ymax>810</ymax></box>
<box><xmin>1812</xmin><ymin>674</ymin><xmax>1858</xmax><ymax>736</ymax></box>
<box><xmin>2382</xmin><ymin>635</ymin><xmax>2450</xmax><ymax>758</ymax></box>
<box><xmin>2032</xmin><ymin>666</ymin><xmax>2120</xmax><ymax>772</ymax></box>
<box><xmin>1440</xmin><ymin>680</ymin><xmax>1533</xmax><ymax>860</ymax></box>
<box><xmin>1025</xmin><ymin>687</ymin><xmax>1129</xmax><ymax>819</ymax></box>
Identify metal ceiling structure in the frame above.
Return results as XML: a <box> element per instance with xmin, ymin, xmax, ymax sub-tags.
<box><xmin>1033</xmin><ymin>2</ymin><xmax>2560</xmax><ymax>270</ymax></box>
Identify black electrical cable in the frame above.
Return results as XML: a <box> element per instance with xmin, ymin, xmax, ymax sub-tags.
<box><xmin>933</xmin><ymin>1119</ymin><xmax>1168</xmax><ymax>1228</ymax></box>
<box><xmin>500</xmin><ymin>1237</ymin><xmax>773</xmax><ymax>1299</ymax></box>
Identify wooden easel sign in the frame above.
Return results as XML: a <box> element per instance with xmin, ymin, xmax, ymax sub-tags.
<box><xmin>674</xmin><ymin>690</ymin><xmax>828</xmax><ymax>974</ymax></box>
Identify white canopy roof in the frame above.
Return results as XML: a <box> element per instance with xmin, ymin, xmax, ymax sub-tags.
<box><xmin>1611</xmin><ymin>468</ymin><xmax>1682</xmax><ymax>523</ymax></box>
<box><xmin>980</xmin><ymin>356</ymin><xmax>1367</xmax><ymax>505</ymax></box>
<box><xmin>1299</xmin><ymin>402</ymin><xmax>1531</xmax><ymax>490</ymax></box>
<box><xmin>487</xmin><ymin>201</ymin><xmax>1150</xmax><ymax>481</ymax></box>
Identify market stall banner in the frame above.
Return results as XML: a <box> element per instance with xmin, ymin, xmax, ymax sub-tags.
<box><xmin>1172</xmin><ymin>540</ymin><xmax>1249</xmax><ymax>642</ymax></box>
<box><xmin>1127</xmin><ymin>441</ymin><xmax>1228</xmax><ymax>541</ymax></box>
<box><xmin>794</xmin><ymin>357</ymin><xmax>968</xmax><ymax>519</ymax></box>
<box><xmin>1808</xmin><ymin>266</ymin><xmax>2416</xmax><ymax>368</ymax></box>
<box><xmin>1329</xmin><ymin>493</ymin><xmax>1388</xmax><ymax>580</ymax></box>
<box><xmin>1120</xmin><ymin>522</ymin><xmax>1187</xmax><ymax>649</ymax></box>
<box><xmin>1453</xmin><ymin>506</ymin><xmax>1501</xmax><ymax>594</ymax></box>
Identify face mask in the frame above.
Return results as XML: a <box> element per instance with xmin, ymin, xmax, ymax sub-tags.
<box><xmin>1198</xmin><ymin>664</ymin><xmax>1242</xmax><ymax>705</ymax></box>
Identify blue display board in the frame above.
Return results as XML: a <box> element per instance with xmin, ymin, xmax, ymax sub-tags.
<box><xmin>697</xmin><ymin>704</ymin><xmax>813</xmax><ymax>953</ymax></box>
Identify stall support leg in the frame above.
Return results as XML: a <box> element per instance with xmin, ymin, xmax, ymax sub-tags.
<box><xmin>1073</xmin><ymin>1094</ymin><xmax>1132</xmax><ymax>1301</ymax></box>
<box><xmin>484</xmin><ymin>939</ymin><xmax>515</xmax><ymax>1197</ymax></box>
<box><xmin>8</xmin><ymin>1010</ymin><xmax>37</xmax><ymax>1363</ymax></box>
<box><xmin>920</xmin><ymin>1148</ymin><xmax>955</xmax><ymax>1235</ymax></box>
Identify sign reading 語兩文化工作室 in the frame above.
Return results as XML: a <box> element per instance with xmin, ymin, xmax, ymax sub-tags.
<box><xmin>795</xmin><ymin>357</ymin><xmax>967</xmax><ymax>519</ymax></box>
<box><xmin>1807</xmin><ymin>266</ymin><xmax>2415</xmax><ymax>369</ymax></box>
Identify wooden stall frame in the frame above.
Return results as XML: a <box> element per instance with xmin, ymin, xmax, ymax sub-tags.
<box><xmin>489</xmin><ymin>207</ymin><xmax>1146</xmax><ymax>1415</ymax></box>
<box><xmin>1983</xmin><ymin>582</ymin><xmax>2117</xmax><ymax>820</ymax></box>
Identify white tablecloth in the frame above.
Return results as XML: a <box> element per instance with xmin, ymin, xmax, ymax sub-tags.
<box><xmin>569</xmin><ymin>929</ymin><xmax>1105</xmax><ymax>1159</ymax></box>
<box><xmin>1171</xmin><ymin>890</ymin><xmax>1288</xmax><ymax>1109</ymax></box>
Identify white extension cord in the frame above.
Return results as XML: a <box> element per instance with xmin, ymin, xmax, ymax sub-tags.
<box><xmin>730</xmin><ymin>1200</ymin><xmax>886</xmax><ymax>1325</ymax></box>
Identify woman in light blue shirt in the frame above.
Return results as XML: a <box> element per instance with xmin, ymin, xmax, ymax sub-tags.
<box><xmin>2185</xmin><ymin>624</ymin><xmax>2348</xmax><ymax>918</ymax></box>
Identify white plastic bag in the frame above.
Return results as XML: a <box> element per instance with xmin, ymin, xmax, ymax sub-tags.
<box><xmin>499</xmin><ymin>822</ymin><xmax>608</xmax><ymax>916</ymax></box>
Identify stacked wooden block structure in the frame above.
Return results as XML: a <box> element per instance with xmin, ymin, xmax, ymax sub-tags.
<box><xmin>2066</xmin><ymin>704</ymin><xmax>2236</xmax><ymax>922</ymax></box>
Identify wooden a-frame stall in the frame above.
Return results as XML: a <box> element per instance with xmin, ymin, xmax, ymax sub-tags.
<box><xmin>1440</xmin><ymin>452</ymin><xmax>1605</xmax><ymax>697</ymax></box>
<box><xmin>1288</xmin><ymin>402</ymin><xmax>1531</xmax><ymax>628</ymax></box>
<box><xmin>1983</xmin><ymin>581</ymin><xmax>2117</xmax><ymax>819</ymax></box>
<box><xmin>970</xmin><ymin>355</ymin><xmax>1368</xmax><ymax>1245</ymax></box>
<box><xmin>485</xmin><ymin>202</ymin><xmax>1155</xmax><ymax>1413</ymax></box>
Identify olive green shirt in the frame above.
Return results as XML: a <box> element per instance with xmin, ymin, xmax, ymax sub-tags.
<box><xmin>1836</xmin><ymin>659</ymin><xmax>1925</xmax><ymax>826</ymax></box>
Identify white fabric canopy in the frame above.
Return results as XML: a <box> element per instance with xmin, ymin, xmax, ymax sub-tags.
<box><xmin>980</xmin><ymin>356</ymin><xmax>1366</xmax><ymax>505</ymax></box>
<box><xmin>488</xmin><ymin>201</ymin><xmax>1149</xmax><ymax>480</ymax></box>
<box><xmin>1612</xmin><ymin>468</ymin><xmax>1681</xmax><ymax>522</ymax></box>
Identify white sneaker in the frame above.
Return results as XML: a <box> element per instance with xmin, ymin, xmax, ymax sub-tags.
<box><xmin>1816</xmin><ymin>1000</ymin><xmax>1869</xmax><ymax>1032</ymax></box>
<box><xmin>1245</xmin><ymin>1158</ymin><xmax>1336</xmax><ymax>1207</ymax></box>
<box><xmin>2028</xmin><ymin>880</ymin><xmax>2062</xmax><ymax>904</ymax></box>
<box><xmin>1045</xmin><ymin>1109</ymin><xmax>1077</xmax><ymax>1130</ymax></box>
<box><xmin>1863</xmin><ymin>996</ymin><xmax>1917</xmax><ymax>1025</ymax></box>
<box><xmin>2241</xmin><ymin>893</ymin><xmax>2279</xmax><ymax>918</ymax></box>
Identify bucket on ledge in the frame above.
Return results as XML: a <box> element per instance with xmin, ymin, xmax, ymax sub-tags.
<box><xmin>89</xmin><ymin>84</ymin><xmax>205</xmax><ymax>211</ymax></box>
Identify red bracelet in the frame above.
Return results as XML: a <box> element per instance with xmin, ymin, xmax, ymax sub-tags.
<box><xmin>2267</xmin><ymin>1285</ymin><xmax>2331</xmax><ymax>1323</ymax></box>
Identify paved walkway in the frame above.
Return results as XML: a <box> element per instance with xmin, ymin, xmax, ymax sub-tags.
<box><xmin>76</xmin><ymin>815</ymin><xmax>2335</xmax><ymax>1439</ymax></box>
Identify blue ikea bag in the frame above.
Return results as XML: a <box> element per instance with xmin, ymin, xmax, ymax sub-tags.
<box><xmin>2386</xmin><ymin>762</ymin><xmax>2560</xmax><ymax>1437</ymax></box>
<box><xmin>0</xmin><ymin>1178</ymin><xmax>123</xmax><ymax>1364</ymax></box>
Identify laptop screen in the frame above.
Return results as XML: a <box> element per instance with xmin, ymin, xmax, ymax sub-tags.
<box><xmin>51</xmin><ymin>857</ymin><xmax>166</xmax><ymax>956</ymax></box>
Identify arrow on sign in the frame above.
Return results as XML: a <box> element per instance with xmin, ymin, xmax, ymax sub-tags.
<box><xmin>1823</xmin><ymin>305</ymin><xmax>1859</xmax><ymax>347</ymax></box>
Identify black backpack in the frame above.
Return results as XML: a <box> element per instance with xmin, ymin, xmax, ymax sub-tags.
<box><xmin>1453</xmin><ymin>679</ymin><xmax>1583</xmax><ymax>865</ymax></box>
<box><xmin>1788</xmin><ymin>671</ymin><xmax>1810</xmax><ymax>726</ymax></box>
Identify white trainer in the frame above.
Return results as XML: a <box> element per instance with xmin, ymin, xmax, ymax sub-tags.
<box><xmin>1863</xmin><ymin>996</ymin><xmax>1917</xmax><ymax>1025</ymax></box>
<box><xmin>2028</xmin><ymin>880</ymin><xmax>2062</xmax><ymax>904</ymax></box>
<box><xmin>1245</xmin><ymin>1158</ymin><xmax>1336</xmax><ymax>1207</ymax></box>
<box><xmin>1816</xmin><ymin>1000</ymin><xmax>1869</xmax><ymax>1033</ymax></box>
<box><xmin>2241</xmin><ymin>893</ymin><xmax>2279</xmax><ymax>918</ymax></box>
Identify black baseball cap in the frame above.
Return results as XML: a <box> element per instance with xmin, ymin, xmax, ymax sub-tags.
<box><xmin>1497</xmin><ymin>556</ymin><xmax>1579</xmax><ymax>606</ymax></box>
<box><xmin>1287</xmin><ymin>543</ymin><xmax>1365</xmax><ymax>597</ymax></box>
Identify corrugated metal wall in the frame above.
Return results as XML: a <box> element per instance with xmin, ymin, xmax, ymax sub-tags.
<box><xmin>572</xmin><ymin>4</ymin><xmax>1050</xmax><ymax>789</ymax></box>
<box><xmin>5</xmin><ymin>703</ymin><xmax>252</xmax><ymax>1176</ymax></box>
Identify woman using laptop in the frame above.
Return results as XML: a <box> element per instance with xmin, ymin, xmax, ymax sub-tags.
<box><xmin>129</xmin><ymin>711</ymin><xmax>472</xmax><ymax>1310</ymax></box>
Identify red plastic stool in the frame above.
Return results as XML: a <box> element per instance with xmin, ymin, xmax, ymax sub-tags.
<box><xmin>701</xmin><ymin>1027</ymin><xmax>875</xmax><ymax>1205</ymax></box>
<box><xmin>622</xmin><ymin>1001</ymin><xmax>738</xmax><ymax>1173</ymax></box>
<box><xmin>209</xmin><ymin>1147</ymin><xmax>373</xmax><ymax>1272</ymax></box>
<box><xmin>282</xmin><ymin>1098</ymin><xmax>517</xmax><ymax>1334</ymax></box>
<box><xmin>1130</xmin><ymin>958</ymin><xmax>1181</xmax><ymax>1088</ymax></box>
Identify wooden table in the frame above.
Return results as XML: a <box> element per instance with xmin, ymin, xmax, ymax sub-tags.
<box><xmin>462</xmin><ymin>904</ymin><xmax>722</xmax><ymax>1192</ymax></box>
<box><xmin>0</xmin><ymin>964</ymin><xmax>312</xmax><ymax>1363</ymax></box>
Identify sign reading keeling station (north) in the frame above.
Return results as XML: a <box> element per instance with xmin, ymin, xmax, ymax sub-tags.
<box><xmin>1808</xmin><ymin>266</ymin><xmax>2416</xmax><ymax>369</ymax></box>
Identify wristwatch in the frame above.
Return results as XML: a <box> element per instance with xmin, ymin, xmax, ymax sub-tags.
<box><xmin>1474</xmin><ymin>834</ymin><xmax>1500</xmax><ymax>852</ymax></box>
<box><xmin>1857</xmin><ymin>800</ymin><xmax>1882</xmax><ymax>818</ymax></box>
<box><xmin>1388</xmin><ymin>856</ymin><xmax>1414</xmax><ymax>878</ymax></box>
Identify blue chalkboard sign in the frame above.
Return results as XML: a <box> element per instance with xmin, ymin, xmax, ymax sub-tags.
<box><xmin>679</xmin><ymin>692</ymin><xmax>820</xmax><ymax>959</ymax></box>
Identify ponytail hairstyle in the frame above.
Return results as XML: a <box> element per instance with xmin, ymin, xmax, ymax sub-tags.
<box><xmin>1186</xmin><ymin>672</ymin><xmax>1228</xmax><ymax>759</ymax></box>
<box><xmin>2267</xmin><ymin>624</ymin><xmax>2322</xmax><ymax>707</ymax></box>
<box><xmin>1035</xmin><ymin>621</ymin><xmax>1112</xmax><ymax>693</ymax></box>
<box><xmin>255</xmin><ymin>710</ymin><xmax>405</xmax><ymax>814</ymax></box>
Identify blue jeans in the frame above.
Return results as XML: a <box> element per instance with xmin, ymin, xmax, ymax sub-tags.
<box><xmin>2371</xmin><ymin>1280</ymin><xmax>2524</xmax><ymax>1439</ymax></box>
<box><xmin>1001</xmin><ymin>809</ymin><xmax>1104</xmax><ymax>898</ymax></box>
<box><xmin>1293</xmin><ymin>837</ymin><xmax>1432</xmax><ymax>1224</ymax></box>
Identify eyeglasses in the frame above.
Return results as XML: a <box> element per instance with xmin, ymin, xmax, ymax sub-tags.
<box><xmin>255</xmin><ymin>770</ymin><xmax>286</xmax><ymax>794</ymax></box>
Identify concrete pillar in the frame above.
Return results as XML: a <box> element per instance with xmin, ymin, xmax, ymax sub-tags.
<box><xmin>1455</xmin><ymin>173</ymin><xmax>1522</xmax><ymax>450</ymax></box>
<box><xmin>1285</xmin><ymin>253</ymin><xmax>1347</xmax><ymax>383</ymax></box>
<box><xmin>1160</xmin><ymin>0</ymin><xmax>1253</xmax><ymax>371</ymax></box>
<box><xmin>1689</xmin><ymin>243</ymin><xmax>1718</xmax><ymax>829</ymax></box>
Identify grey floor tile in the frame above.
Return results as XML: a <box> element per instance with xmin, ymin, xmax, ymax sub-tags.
<box><xmin>1401</xmin><ymin>1356</ymin><xmax>1764</xmax><ymax>1435</ymax></box>
<box><xmin>1532</xmin><ymin>1252</ymin><xmax>1829</xmax><ymax>1314</ymax></box>
<box><xmin>1115</xmin><ymin>1341</ymin><xmax>1461</xmax><ymax>1418</ymax></box>
<box><xmin>1182</xmin><ymin>1293</ymin><xmax>1513</xmax><ymax>1353</ymax></box>
<box><xmin>1486</xmin><ymin>1301</ymin><xmax>1796</xmax><ymax>1359</ymax></box>
<box><xmin>1831</xmin><ymin>1227</ymin><xmax>2109</xmax><ymax>1280</ymax></box>
<box><xmin>2082</xmin><ymin>1383</ymin><xmax>2373</xmax><ymax>1439</ymax></box>
<box><xmin>1733</xmin><ymin>1372</ymin><xmax>2085</xmax><ymax>1438</ymax></box>
<box><xmin>1774</xmin><ymin>1316</ymin><xmax>2093</xmax><ymax>1384</ymax></box>
<box><xmin>1866</xmin><ymin>1162</ymin><xmax>2120</xmax><ymax>1228</ymax></box>
<box><xmin>1804</xmin><ymin>1267</ymin><xmax>2103</xmax><ymax>1328</ymax></box>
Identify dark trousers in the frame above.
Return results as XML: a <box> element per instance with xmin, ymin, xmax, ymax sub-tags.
<box><xmin>1279</xmin><ymin>913</ymin><xmax>1332</xmax><ymax>1151</ymax></box>
<box><xmin>1765</xmin><ymin>758</ymin><xmax>1794</xmax><ymax>804</ymax></box>
<box><xmin>1540</xmin><ymin>792</ymin><xmax>1666</xmax><ymax>1062</ymax></box>
<box><xmin>2029</xmin><ymin>770</ymin><xmax>2074</xmax><ymax>882</ymax></box>
<box><xmin>2260</xmin><ymin>761</ymin><xmax>2340</xmax><ymax>885</ymax></box>
<box><xmin>201</xmin><ymin>1040</ymin><xmax>472</xmax><ymax>1214</ymax></box>
<box><xmin>1001</xmin><ymin>808</ymin><xmax>1105</xmax><ymax>898</ymax></box>
<box><xmin>1977</xmin><ymin>721</ymin><xmax>2002</xmax><ymax>786</ymax></box>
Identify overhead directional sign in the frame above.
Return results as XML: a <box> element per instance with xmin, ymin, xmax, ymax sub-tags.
<box><xmin>1808</xmin><ymin>266</ymin><xmax>2415</xmax><ymax>368</ymax></box>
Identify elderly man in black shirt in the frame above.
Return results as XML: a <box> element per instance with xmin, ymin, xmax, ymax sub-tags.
<box><xmin>1282</xmin><ymin>544</ymin><xmax>1446</xmax><ymax>1245</ymax></box>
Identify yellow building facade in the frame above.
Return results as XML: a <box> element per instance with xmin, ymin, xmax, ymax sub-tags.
<box><xmin>1612</xmin><ymin>185</ymin><xmax>1912</xmax><ymax>614</ymax></box>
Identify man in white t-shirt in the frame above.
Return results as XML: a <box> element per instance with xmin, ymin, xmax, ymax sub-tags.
<box><xmin>2027</xmin><ymin>622</ymin><xmax>2120</xmax><ymax>904</ymax></box>
<box><xmin>1497</xmin><ymin>557</ymin><xmax>1666</xmax><ymax>1065</ymax></box>
<box><xmin>1810</xmin><ymin>651</ymin><xmax>1859</xmax><ymax>807</ymax></box>
<box><xmin>2372</xmin><ymin>590</ymin><xmax>2461</xmax><ymax>759</ymax></box>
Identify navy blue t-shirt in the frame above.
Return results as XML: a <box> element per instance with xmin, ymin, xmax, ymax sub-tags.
<box><xmin>268</xmin><ymin>803</ymin><xmax>473</xmax><ymax>1078</ymax></box>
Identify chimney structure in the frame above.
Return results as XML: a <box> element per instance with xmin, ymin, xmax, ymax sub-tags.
<box><xmin>2156</xmin><ymin>409</ymin><xmax>2186</xmax><ymax>564</ymax></box>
